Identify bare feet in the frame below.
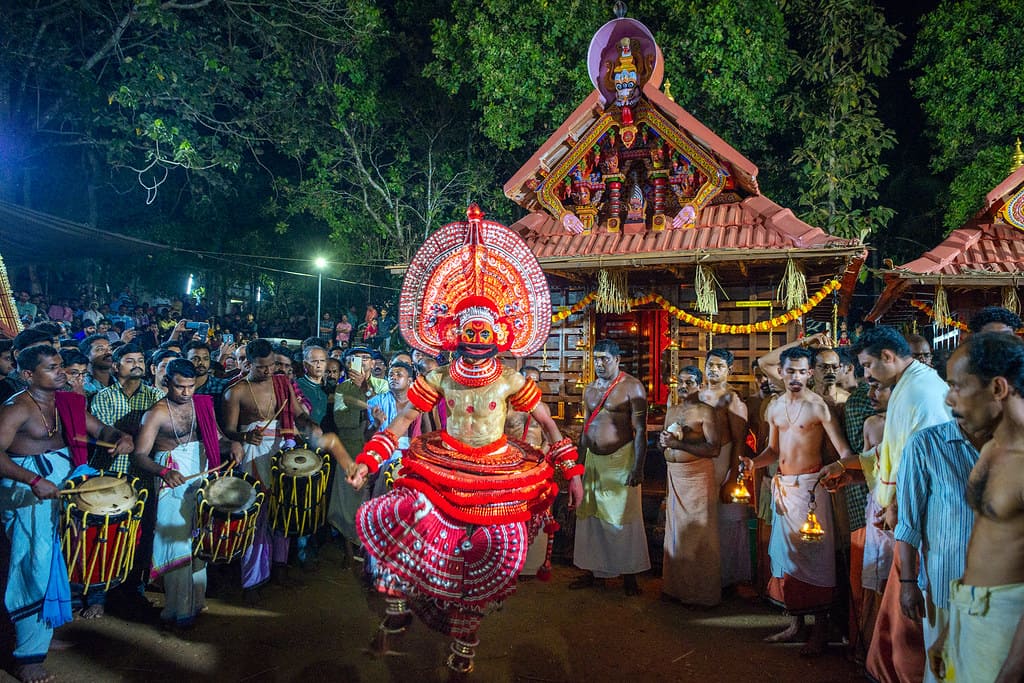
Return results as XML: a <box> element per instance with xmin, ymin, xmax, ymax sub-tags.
<box><xmin>764</xmin><ymin>622</ymin><xmax>807</xmax><ymax>643</ymax></box>
<box><xmin>15</xmin><ymin>663</ymin><xmax>54</xmax><ymax>683</ymax></box>
<box><xmin>568</xmin><ymin>573</ymin><xmax>603</xmax><ymax>590</ymax></box>
<box><xmin>623</xmin><ymin>575</ymin><xmax>641</xmax><ymax>596</ymax></box>
<box><xmin>243</xmin><ymin>587</ymin><xmax>263</xmax><ymax>606</ymax></box>
<box><xmin>79</xmin><ymin>603</ymin><xmax>104</xmax><ymax>619</ymax></box>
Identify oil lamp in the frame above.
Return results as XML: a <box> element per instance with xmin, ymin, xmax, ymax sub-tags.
<box><xmin>799</xmin><ymin>485</ymin><xmax>826</xmax><ymax>543</ymax></box>
<box><xmin>729</xmin><ymin>462</ymin><xmax>752</xmax><ymax>504</ymax></box>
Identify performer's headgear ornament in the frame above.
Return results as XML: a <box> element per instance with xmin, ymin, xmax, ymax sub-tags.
<box><xmin>398</xmin><ymin>203</ymin><xmax>551</xmax><ymax>358</ymax></box>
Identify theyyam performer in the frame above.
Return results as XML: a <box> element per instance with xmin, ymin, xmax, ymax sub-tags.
<box><xmin>348</xmin><ymin>203</ymin><xmax>585</xmax><ymax>675</ymax></box>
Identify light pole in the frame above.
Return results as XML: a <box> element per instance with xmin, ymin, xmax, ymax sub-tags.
<box><xmin>314</xmin><ymin>257</ymin><xmax>327</xmax><ymax>338</ymax></box>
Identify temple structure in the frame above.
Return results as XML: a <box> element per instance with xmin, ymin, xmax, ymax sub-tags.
<box><xmin>866</xmin><ymin>150</ymin><xmax>1024</xmax><ymax>336</ymax></box>
<box><xmin>503</xmin><ymin>10</ymin><xmax>866</xmax><ymax>421</ymax></box>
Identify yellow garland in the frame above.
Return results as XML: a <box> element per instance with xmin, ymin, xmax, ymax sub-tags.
<box><xmin>909</xmin><ymin>300</ymin><xmax>969</xmax><ymax>331</ymax></box>
<box><xmin>551</xmin><ymin>280</ymin><xmax>843</xmax><ymax>334</ymax></box>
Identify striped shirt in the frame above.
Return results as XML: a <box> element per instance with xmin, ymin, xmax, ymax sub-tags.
<box><xmin>894</xmin><ymin>420</ymin><xmax>978</xmax><ymax>608</ymax></box>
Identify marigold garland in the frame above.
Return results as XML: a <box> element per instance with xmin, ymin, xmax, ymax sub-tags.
<box><xmin>909</xmin><ymin>300</ymin><xmax>969</xmax><ymax>331</ymax></box>
<box><xmin>551</xmin><ymin>280</ymin><xmax>842</xmax><ymax>334</ymax></box>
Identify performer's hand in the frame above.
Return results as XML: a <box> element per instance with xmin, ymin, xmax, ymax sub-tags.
<box><xmin>161</xmin><ymin>469</ymin><xmax>186</xmax><ymax>488</ymax></box>
<box><xmin>371</xmin><ymin>406</ymin><xmax>386</xmax><ymax>425</ymax></box>
<box><xmin>658</xmin><ymin>430</ymin><xmax>681</xmax><ymax>449</ymax></box>
<box><xmin>626</xmin><ymin>468</ymin><xmax>644</xmax><ymax>487</ymax></box>
<box><xmin>899</xmin><ymin>581</ymin><xmax>925</xmax><ymax>622</ymax></box>
<box><xmin>229</xmin><ymin>442</ymin><xmax>244</xmax><ymax>465</ymax></box>
<box><xmin>928</xmin><ymin>621</ymin><xmax>949</xmax><ymax>680</ymax></box>
<box><xmin>243</xmin><ymin>428</ymin><xmax>264</xmax><ymax>445</ymax></box>
<box><xmin>822</xmin><ymin>471</ymin><xmax>851</xmax><ymax>493</ymax></box>
<box><xmin>109</xmin><ymin>433</ymin><xmax>134</xmax><ymax>455</ymax></box>
<box><xmin>347</xmin><ymin>463</ymin><xmax>369</xmax><ymax>490</ymax></box>
<box><xmin>739</xmin><ymin>455</ymin><xmax>755</xmax><ymax>472</ymax></box>
<box><xmin>30</xmin><ymin>478</ymin><xmax>59</xmax><ymax>500</ymax></box>
<box><xmin>567</xmin><ymin>475</ymin><xmax>584</xmax><ymax>510</ymax></box>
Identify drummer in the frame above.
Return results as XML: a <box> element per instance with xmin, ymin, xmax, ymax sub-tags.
<box><xmin>0</xmin><ymin>345</ymin><xmax>133</xmax><ymax>683</ymax></box>
<box><xmin>221</xmin><ymin>339</ymin><xmax>323</xmax><ymax>600</ymax></box>
<box><xmin>131</xmin><ymin>359</ymin><xmax>243</xmax><ymax>628</ymax></box>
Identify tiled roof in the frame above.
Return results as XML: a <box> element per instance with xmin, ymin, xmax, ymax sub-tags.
<box><xmin>866</xmin><ymin>165</ymin><xmax>1024</xmax><ymax>322</ymax></box>
<box><xmin>514</xmin><ymin>195</ymin><xmax>860</xmax><ymax>263</ymax></box>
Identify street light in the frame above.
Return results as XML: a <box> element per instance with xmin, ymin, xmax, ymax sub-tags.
<box><xmin>314</xmin><ymin>257</ymin><xmax>327</xmax><ymax>338</ymax></box>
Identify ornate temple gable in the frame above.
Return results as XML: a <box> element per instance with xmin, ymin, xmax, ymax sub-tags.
<box><xmin>504</xmin><ymin>11</ymin><xmax>756</xmax><ymax>238</ymax></box>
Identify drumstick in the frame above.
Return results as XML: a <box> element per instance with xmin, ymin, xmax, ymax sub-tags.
<box><xmin>261</xmin><ymin>402</ymin><xmax>287</xmax><ymax>431</ymax></box>
<box><xmin>74</xmin><ymin>435</ymin><xmax>119</xmax><ymax>450</ymax></box>
<box><xmin>181</xmin><ymin>461</ymin><xmax>230</xmax><ymax>481</ymax></box>
<box><xmin>57</xmin><ymin>479</ymin><xmax>127</xmax><ymax>495</ymax></box>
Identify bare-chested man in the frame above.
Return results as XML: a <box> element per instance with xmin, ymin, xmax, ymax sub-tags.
<box><xmin>222</xmin><ymin>338</ymin><xmax>322</xmax><ymax>597</ymax></box>
<box><xmin>0</xmin><ymin>345</ymin><xmax>133</xmax><ymax>683</ymax></box>
<box><xmin>131</xmin><ymin>359</ymin><xmax>243</xmax><ymax>627</ymax></box>
<box><xmin>741</xmin><ymin>346</ymin><xmax>854</xmax><ymax>657</ymax></box>
<box><xmin>659</xmin><ymin>365</ymin><xmax>723</xmax><ymax>606</ymax></box>
<box><xmin>572</xmin><ymin>339</ymin><xmax>650</xmax><ymax>596</ymax></box>
<box><xmin>699</xmin><ymin>349</ymin><xmax>749</xmax><ymax>499</ymax></box>
<box><xmin>812</xmin><ymin>347</ymin><xmax>850</xmax><ymax>407</ymax></box>
<box><xmin>937</xmin><ymin>332</ymin><xmax>1024</xmax><ymax>682</ymax></box>
<box><xmin>700</xmin><ymin>348</ymin><xmax>753</xmax><ymax>589</ymax></box>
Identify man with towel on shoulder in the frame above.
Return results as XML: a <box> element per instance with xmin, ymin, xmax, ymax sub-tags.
<box><xmin>0</xmin><ymin>344</ymin><xmax>133</xmax><ymax>683</ymax></box>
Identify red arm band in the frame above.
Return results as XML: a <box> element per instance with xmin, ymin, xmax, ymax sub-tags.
<box><xmin>356</xmin><ymin>430</ymin><xmax>398</xmax><ymax>474</ymax></box>
<box><xmin>547</xmin><ymin>437</ymin><xmax>584</xmax><ymax>479</ymax></box>
<box><xmin>509</xmin><ymin>378</ymin><xmax>542</xmax><ymax>412</ymax></box>
<box><xmin>408</xmin><ymin>376</ymin><xmax>441</xmax><ymax>412</ymax></box>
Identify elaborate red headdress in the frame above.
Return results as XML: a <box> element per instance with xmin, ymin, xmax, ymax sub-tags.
<box><xmin>399</xmin><ymin>203</ymin><xmax>551</xmax><ymax>358</ymax></box>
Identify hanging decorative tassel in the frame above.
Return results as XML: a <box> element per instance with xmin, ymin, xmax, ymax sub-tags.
<box><xmin>536</xmin><ymin>513</ymin><xmax>560</xmax><ymax>582</ymax></box>
<box><xmin>776</xmin><ymin>258</ymin><xmax>807</xmax><ymax>312</ymax></box>
<box><xmin>596</xmin><ymin>269</ymin><xmax>629</xmax><ymax>313</ymax></box>
<box><xmin>695</xmin><ymin>265</ymin><xmax>720</xmax><ymax>315</ymax></box>
<box><xmin>933</xmin><ymin>285</ymin><xmax>950</xmax><ymax>326</ymax></box>
<box><xmin>1003</xmin><ymin>286</ymin><xmax>1020</xmax><ymax>315</ymax></box>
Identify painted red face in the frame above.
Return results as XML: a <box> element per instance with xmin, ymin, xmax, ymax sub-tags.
<box><xmin>460</xmin><ymin>320</ymin><xmax>494</xmax><ymax>345</ymax></box>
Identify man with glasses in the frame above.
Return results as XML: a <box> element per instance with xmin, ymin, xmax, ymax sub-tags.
<box><xmin>812</xmin><ymin>347</ymin><xmax>850</xmax><ymax>406</ymax></box>
<box><xmin>906</xmin><ymin>335</ymin><xmax>933</xmax><ymax>368</ymax></box>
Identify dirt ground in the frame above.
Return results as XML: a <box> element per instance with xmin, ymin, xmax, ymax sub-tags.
<box><xmin>1</xmin><ymin>542</ymin><xmax>865</xmax><ymax>683</ymax></box>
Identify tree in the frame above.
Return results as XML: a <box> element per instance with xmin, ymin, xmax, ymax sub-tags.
<box><xmin>780</xmin><ymin>0</ymin><xmax>901</xmax><ymax>241</ymax></box>
<box><xmin>911</xmin><ymin>0</ymin><xmax>1024</xmax><ymax>229</ymax></box>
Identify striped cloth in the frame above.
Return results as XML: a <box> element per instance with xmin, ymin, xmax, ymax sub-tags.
<box><xmin>893</xmin><ymin>420</ymin><xmax>978</xmax><ymax>608</ymax></box>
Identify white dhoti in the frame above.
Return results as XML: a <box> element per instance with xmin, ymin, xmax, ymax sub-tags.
<box><xmin>941</xmin><ymin>580</ymin><xmax>1024</xmax><ymax>683</ymax></box>
<box><xmin>662</xmin><ymin>459</ymin><xmax>720</xmax><ymax>606</ymax></box>
<box><xmin>767</xmin><ymin>473</ymin><xmax>836</xmax><ymax>613</ymax></box>
<box><xmin>151</xmin><ymin>441</ymin><xmax>207</xmax><ymax>625</ymax></box>
<box><xmin>239</xmin><ymin>421</ymin><xmax>288</xmax><ymax>589</ymax></box>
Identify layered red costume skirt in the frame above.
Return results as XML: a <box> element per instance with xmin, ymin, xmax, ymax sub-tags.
<box><xmin>356</xmin><ymin>432</ymin><xmax>557</xmax><ymax>639</ymax></box>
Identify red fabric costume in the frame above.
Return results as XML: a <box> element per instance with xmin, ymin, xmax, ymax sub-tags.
<box><xmin>355</xmin><ymin>204</ymin><xmax>579</xmax><ymax>649</ymax></box>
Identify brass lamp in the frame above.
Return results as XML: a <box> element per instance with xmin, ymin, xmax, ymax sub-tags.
<box><xmin>799</xmin><ymin>486</ymin><xmax>826</xmax><ymax>543</ymax></box>
<box><xmin>729</xmin><ymin>462</ymin><xmax>752</xmax><ymax>505</ymax></box>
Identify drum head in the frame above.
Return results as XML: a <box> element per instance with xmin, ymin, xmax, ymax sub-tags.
<box><xmin>73</xmin><ymin>476</ymin><xmax>137</xmax><ymax>515</ymax></box>
<box><xmin>206</xmin><ymin>476</ymin><xmax>257</xmax><ymax>512</ymax></box>
<box><xmin>279</xmin><ymin>448</ymin><xmax>323</xmax><ymax>477</ymax></box>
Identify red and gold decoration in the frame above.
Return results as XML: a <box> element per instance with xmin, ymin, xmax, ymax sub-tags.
<box><xmin>399</xmin><ymin>203</ymin><xmax>551</xmax><ymax>357</ymax></box>
<box><xmin>909</xmin><ymin>299</ymin><xmax>969</xmax><ymax>331</ymax></box>
<box><xmin>0</xmin><ymin>253</ymin><xmax>22</xmax><ymax>339</ymax></box>
<box><xmin>552</xmin><ymin>280</ymin><xmax>842</xmax><ymax>334</ymax></box>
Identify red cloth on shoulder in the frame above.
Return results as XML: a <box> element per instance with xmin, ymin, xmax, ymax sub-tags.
<box><xmin>55</xmin><ymin>391</ymin><xmax>89</xmax><ymax>466</ymax></box>
<box><xmin>271</xmin><ymin>374</ymin><xmax>297</xmax><ymax>434</ymax></box>
<box><xmin>194</xmin><ymin>394</ymin><xmax>221</xmax><ymax>468</ymax></box>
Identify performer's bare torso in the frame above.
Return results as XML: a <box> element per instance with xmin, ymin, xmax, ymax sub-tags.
<box><xmin>765</xmin><ymin>391</ymin><xmax>832</xmax><ymax>475</ymax></box>
<box><xmin>432</xmin><ymin>367</ymin><xmax>525</xmax><ymax>447</ymax></box>
<box><xmin>662</xmin><ymin>399</ymin><xmax>717</xmax><ymax>464</ymax></box>
<box><xmin>505</xmin><ymin>409</ymin><xmax>544</xmax><ymax>448</ymax></box>
<box><xmin>584</xmin><ymin>374</ymin><xmax>644</xmax><ymax>454</ymax></box>
<box><xmin>963</xmin><ymin>439</ymin><xmax>1024</xmax><ymax>586</ymax></box>
<box><xmin>3</xmin><ymin>391</ymin><xmax>67</xmax><ymax>457</ymax></box>
<box><xmin>149</xmin><ymin>398</ymin><xmax>201</xmax><ymax>454</ymax></box>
